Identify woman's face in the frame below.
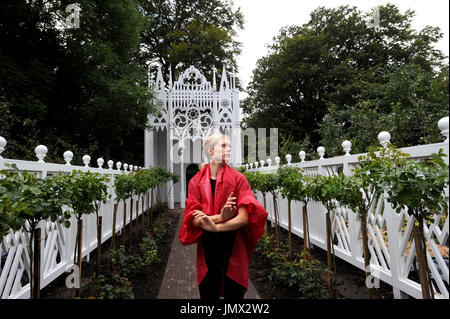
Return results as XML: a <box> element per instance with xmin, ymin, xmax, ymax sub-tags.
<box><xmin>210</xmin><ymin>137</ymin><xmax>232</xmax><ymax>163</ymax></box>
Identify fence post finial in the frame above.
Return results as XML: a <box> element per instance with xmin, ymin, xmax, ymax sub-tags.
<box><xmin>378</xmin><ymin>131</ymin><xmax>391</xmax><ymax>148</ymax></box>
<box><xmin>107</xmin><ymin>160</ymin><xmax>114</xmax><ymax>169</ymax></box>
<box><xmin>0</xmin><ymin>136</ymin><xmax>6</xmax><ymax>159</ymax></box>
<box><xmin>260</xmin><ymin>160</ymin><xmax>265</xmax><ymax>168</ymax></box>
<box><xmin>97</xmin><ymin>158</ymin><xmax>104</xmax><ymax>168</ymax></box>
<box><xmin>266</xmin><ymin>158</ymin><xmax>272</xmax><ymax>167</ymax></box>
<box><xmin>116</xmin><ymin>161</ymin><xmax>122</xmax><ymax>171</ymax></box>
<box><xmin>63</xmin><ymin>151</ymin><xmax>73</xmax><ymax>165</ymax></box>
<box><xmin>35</xmin><ymin>145</ymin><xmax>48</xmax><ymax>163</ymax></box>
<box><xmin>275</xmin><ymin>156</ymin><xmax>280</xmax><ymax>166</ymax></box>
<box><xmin>342</xmin><ymin>140</ymin><xmax>352</xmax><ymax>156</ymax></box>
<box><xmin>438</xmin><ymin>116</ymin><xmax>449</xmax><ymax>143</ymax></box>
<box><xmin>82</xmin><ymin>155</ymin><xmax>91</xmax><ymax>167</ymax></box>
<box><xmin>286</xmin><ymin>154</ymin><xmax>292</xmax><ymax>165</ymax></box>
<box><xmin>317</xmin><ymin>146</ymin><xmax>325</xmax><ymax>160</ymax></box>
<box><xmin>299</xmin><ymin>151</ymin><xmax>306</xmax><ymax>162</ymax></box>
<box><xmin>254</xmin><ymin>161</ymin><xmax>259</xmax><ymax>169</ymax></box>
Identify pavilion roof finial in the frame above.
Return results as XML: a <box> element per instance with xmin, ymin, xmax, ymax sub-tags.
<box><xmin>219</xmin><ymin>65</ymin><xmax>229</xmax><ymax>92</ymax></box>
<box><xmin>155</xmin><ymin>64</ymin><xmax>165</xmax><ymax>91</ymax></box>
<box><xmin>212</xmin><ymin>66</ymin><xmax>217</xmax><ymax>91</ymax></box>
<box><xmin>168</xmin><ymin>64</ymin><xmax>173</xmax><ymax>89</ymax></box>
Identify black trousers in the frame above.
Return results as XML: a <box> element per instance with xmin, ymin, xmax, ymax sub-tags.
<box><xmin>199</xmin><ymin>230</ymin><xmax>245</xmax><ymax>300</ymax></box>
<box><xmin>199</xmin><ymin>268</ymin><xmax>246</xmax><ymax>300</ymax></box>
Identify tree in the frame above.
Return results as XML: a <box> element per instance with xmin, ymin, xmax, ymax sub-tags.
<box><xmin>65</xmin><ymin>170</ymin><xmax>110</xmax><ymax>296</ymax></box>
<box><xmin>318</xmin><ymin>63</ymin><xmax>449</xmax><ymax>155</ymax></box>
<box><xmin>0</xmin><ymin>0</ymin><xmax>156</xmax><ymax>165</ymax></box>
<box><xmin>0</xmin><ymin>164</ymin><xmax>72</xmax><ymax>299</ymax></box>
<box><xmin>242</xmin><ymin>4</ymin><xmax>447</xmax><ymax>156</ymax></box>
<box><xmin>138</xmin><ymin>0</ymin><xmax>243</xmax><ymax>84</ymax></box>
<box><xmin>378</xmin><ymin>149</ymin><xmax>449</xmax><ymax>299</ymax></box>
<box><xmin>309</xmin><ymin>174</ymin><xmax>341</xmax><ymax>298</ymax></box>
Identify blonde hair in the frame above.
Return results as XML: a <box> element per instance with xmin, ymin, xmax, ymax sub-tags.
<box><xmin>199</xmin><ymin>133</ymin><xmax>231</xmax><ymax>169</ymax></box>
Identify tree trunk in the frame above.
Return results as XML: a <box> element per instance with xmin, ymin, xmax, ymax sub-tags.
<box><xmin>288</xmin><ymin>199</ymin><xmax>292</xmax><ymax>258</ymax></box>
<box><xmin>263</xmin><ymin>194</ymin><xmax>267</xmax><ymax>235</ymax></box>
<box><xmin>111</xmin><ymin>203</ymin><xmax>118</xmax><ymax>250</ymax></box>
<box><xmin>96</xmin><ymin>216</ymin><xmax>102</xmax><ymax>277</ymax></box>
<box><xmin>122</xmin><ymin>201</ymin><xmax>127</xmax><ymax>246</ymax></box>
<box><xmin>272</xmin><ymin>194</ymin><xmax>280</xmax><ymax>248</ymax></box>
<box><xmin>360</xmin><ymin>210</ymin><xmax>372</xmax><ymax>299</ymax></box>
<box><xmin>325</xmin><ymin>210</ymin><xmax>335</xmax><ymax>298</ymax></box>
<box><xmin>31</xmin><ymin>227</ymin><xmax>41</xmax><ymax>299</ymax></box>
<box><xmin>142</xmin><ymin>196</ymin><xmax>146</xmax><ymax>230</ymax></box>
<box><xmin>135</xmin><ymin>198</ymin><xmax>139</xmax><ymax>242</ymax></box>
<box><xmin>302</xmin><ymin>204</ymin><xmax>309</xmax><ymax>252</ymax></box>
<box><xmin>76</xmin><ymin>218</ymin><xmax>83</xmax><ymax>297</ymax></box>
<box><xmin>413</xmin><ymin>220</ymin><xmax>432</xmax><ymax>299</ymax></box>
<box><xmin>129</xmin><ymin>198</ymin><xmax>133</xmax><ymax>249</ymax></box>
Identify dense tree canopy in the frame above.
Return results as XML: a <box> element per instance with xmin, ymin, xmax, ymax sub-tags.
<box><xmin>0</xmin><ymin>0</ymin><xmax>243</xmax><ymax>165</ymax></box>
<box><xmin>138</xmin><ymin>0</ymin><xmax>243</xmax><ymax>84</ymax></box>
<box><xmin>242</xmin><ymin>4</ymin><xmax>448</xmax><ymax>162</ymax></box>
<box><xmin>1</xmin><ymin>0</ymin><xmax>155</xmax><ymax>164</ymax></box>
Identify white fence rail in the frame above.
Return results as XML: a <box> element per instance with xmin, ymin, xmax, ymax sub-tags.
<box><xmin>246</xmin><ymin>117</ymin><xmax>449</xmax><ymax>299</ymax></box>
<box><xmin>0</xmin><ymin>142</ymin><xmax>147</xmax><ymax>299</ymax></box>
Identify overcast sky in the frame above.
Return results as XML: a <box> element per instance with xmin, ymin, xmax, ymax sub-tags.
<box><xmin>232</xmin><ymin>0</ymin><xmax>450</xmax><ymax>94</ymax></box>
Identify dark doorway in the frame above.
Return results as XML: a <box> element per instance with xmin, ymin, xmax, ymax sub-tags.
<box><xmin>186</xmin><ymin>163</ymin><xmax>200</xmax><ymax>196</ymax></box>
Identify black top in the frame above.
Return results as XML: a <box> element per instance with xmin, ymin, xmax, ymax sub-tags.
<box><xmin>201</xmin><ymin>178</ymin><xmax>237</xmax><ymax>273</ymax></box>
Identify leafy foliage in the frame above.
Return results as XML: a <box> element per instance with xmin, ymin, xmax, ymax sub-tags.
<box><xmin>255</xmin><ymin>233</ymin><xmax>328</xmax><ymax>298</ymax></box>
<box><xmin>0</xmin><ymin>164</ymin><xmax>72</xmax><ymax>236</ymax></box>
<box><xmin>138</xmin><ymin>0</ymin><xmax>244</xmax><ymax>84</ymax></box>
<box><xmin>378</xmin><ymin>149</ymin><xmax>449</xmax><ymax>222</ymax></box>
<box><xmin>242</xmin><ymin>4</ymin><xmax>448</xmax><ymax>161</ymax></box>
<box><xmin>64</xmin><ymin>170</ymin><xmax>110</xmax><ymax>220</ymax></box>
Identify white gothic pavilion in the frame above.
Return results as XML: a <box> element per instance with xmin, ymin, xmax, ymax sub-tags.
<box><xmin>144</xmin><ymin>65</ymin><xmax>243</xmax><ymax>209</ymax></box>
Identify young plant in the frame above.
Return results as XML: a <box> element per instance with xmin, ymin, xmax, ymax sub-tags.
<box><xmin>278</xmin><ymin>165</ymin><xmax>301</xmax><ymax>257</ymax></box>
<box><xmin>114</xmin><ymin>173</ymin><xmax>134</xmax><ymax>248</ymax></box>
<box><xmin>309</xmin><ymin>174</ymin><xmax>341</xmax><ymax>298</ymax></box>
<box><xmin>378</xmin><ymin>148</ymin><xmax>449</xmax><ymax>299</ymax></box>
<box><xmin>262</xmin><ymin>172</ymin><xmax>282</xmax><ymax>247</ymax></box>
<box><xmin>91</xmin><ymin>174</ymin><xmax>110</xmax><ymax>277</ymax></box>
<box><xmin>65</xmin><ymin>170</ymin><xmax>110</xmax><ymax>296</ymax></box>
<box><xmin>0</xmin><ymin>164</ymin><xmax>71</xmax><ymax>298</ymax></box>
<box><xmin>343</xmin><ymin>143</ymin><xmax>410</xmax><ymax>298</ymax></box>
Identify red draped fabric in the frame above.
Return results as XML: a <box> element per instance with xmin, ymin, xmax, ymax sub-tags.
<box><xmin>178</xmin><ymin>164</ymin><xmax>268</xmax><ymax>291</ymax></box>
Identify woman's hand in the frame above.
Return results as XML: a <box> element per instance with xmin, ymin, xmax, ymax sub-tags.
<box><xmin>192</xmin><ymin>210</ymin><xmax>217</xmax><ymax>232</ymax></box>
<box><xmin>220</xmin><ymin>192</ymin><xmax>237</xmax><ymax>221</ymax></box>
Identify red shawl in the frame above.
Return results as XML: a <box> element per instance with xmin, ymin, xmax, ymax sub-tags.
<box><xmin>178</xmin><ymin>163</ymin><xmax>268</xmax><ymax>291</ymax></box>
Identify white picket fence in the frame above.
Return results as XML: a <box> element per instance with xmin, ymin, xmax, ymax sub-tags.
<box><xmin>246</xmin><ymin>117</ymin><xmax>449</xmax><ymax>299</ymax></box>
<box><xmin>0</xmin><ymin>142</ymin><xmax>149</xmax><ymax>299</ymax></box>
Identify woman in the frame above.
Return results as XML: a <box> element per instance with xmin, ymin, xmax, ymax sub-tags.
<box><xmin>178</xmin><ymin>133</ymin><xmax>268</xmax><ymax>300</ymax></box>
